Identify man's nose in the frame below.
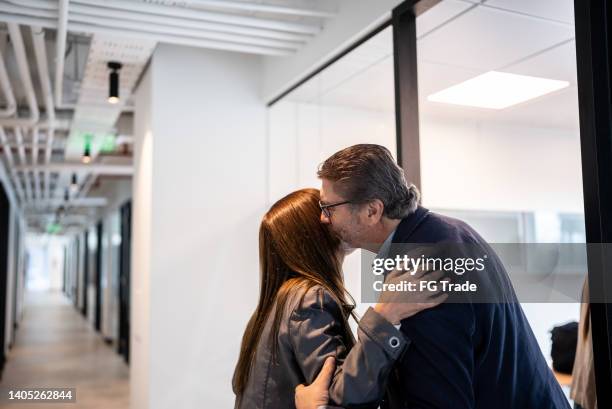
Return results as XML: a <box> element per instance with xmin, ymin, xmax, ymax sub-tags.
<box><xmin>320</xmin><ymin>212</ymin><xmax>331</xmax><ymax>224</ymax></box>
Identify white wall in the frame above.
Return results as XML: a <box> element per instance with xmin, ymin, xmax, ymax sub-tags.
<box><xmin>132</xmin><ymin>44</ymin><xmax>267</xmax><ymax>409</ymax></box>
<box><xmin>132</xmin><ymin>66</ymin><xmax>153</xmax><ymax>409</ymax></box>
<box><xmin>419</xmin><ymin>118</ymin><xmax>584</xmax><ymax>213</ymax></box>
<box><xmin>417</xmin><ymin>117</ymin><xmax>583</xmax><ymax>362</ymax></box>
<box><xmin>268</xmin><ymin>101</ymin><xmax>396</xmax><ymax>204</ymax></box>
<box><xmin>24</xmin><ymin>235</ymin><xmax>65</xmax><ymax>291</ymax></box>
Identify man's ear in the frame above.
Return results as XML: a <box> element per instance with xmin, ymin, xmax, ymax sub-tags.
<box><xmin>365</xmin><ymin>199</ymin><xmax>384</xmax><ymax>224</ymax></box>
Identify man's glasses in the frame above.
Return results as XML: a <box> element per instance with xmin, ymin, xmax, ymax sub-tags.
<box><xmin>319</xmin><ymin>200</ymin><xmax>351</xmax><ymax>218</ymax></box>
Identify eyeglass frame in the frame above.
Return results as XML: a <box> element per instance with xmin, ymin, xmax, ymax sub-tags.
<box><xmin>319</xmin><ymin>200</ymin><xmax>352</xmax><ymax>218</ymax></box>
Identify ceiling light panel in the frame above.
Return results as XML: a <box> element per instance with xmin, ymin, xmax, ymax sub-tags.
<box><xmin>427</xmin><ymin>71</ymin><xmax>569</xmax><ymax>109</ymax></box>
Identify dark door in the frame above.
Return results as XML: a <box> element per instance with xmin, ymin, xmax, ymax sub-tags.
<box><xmin>0</xmin><ymin>182</ymin><xmax>10</xmax><ymax>378</ymax></box>
<box><xmin>74</xmin><ymin>238</ymin><xmax>79</xmax><ymax>307</ymax></box>
<box><xmin>11</xmin><ymin>214</ymin><xmax>20</xmax><ymax>345</ymax></box>
<box><xmin>81</xmin><ymin>231</ymin><xmax>88</xmax><ymax>317</ymax></box>
<box><xmin>63</xmin><ymin>247</ymin><xmax>67</xmax><ymax>295</ymax></box>
<box><xmin>94</xmin><ymin>222</ymin><xmax>103</xmax><ymax>332</ymax></box>
<box><xmin>574</xmin><ymin>0</ymin><xmax>612</xmax><ymax>404</ymax></box>
<box><xmin>118</xmin><ymin>201</ymin><xmax>131</xmax><ymax>363</ymax></box>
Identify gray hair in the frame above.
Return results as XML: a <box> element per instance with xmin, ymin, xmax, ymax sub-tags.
<box><xmin>317</xmin><ymin>144</ymin><xmax>420</xmax><ymax>219</ymax></box>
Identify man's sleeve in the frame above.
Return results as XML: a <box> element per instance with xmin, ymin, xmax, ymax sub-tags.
<box><xmin>289</xmin><ymin>286</ymin><xmax>409</xmax><ymax>408</ymax></box>
<box><xmin>397</xmin><ymin>302</ymin><xmax>477</xmax><ymax>408</ymax></box>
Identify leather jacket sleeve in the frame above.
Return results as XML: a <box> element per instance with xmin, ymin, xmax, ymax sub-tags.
<box><xmin>289</xmin><ymin>286</ymin><xmax>409</xmax><ymax>408</ymax></box>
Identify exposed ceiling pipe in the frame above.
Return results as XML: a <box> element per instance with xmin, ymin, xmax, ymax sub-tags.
<box><xmin>1</xmin><ymin>0</ymin><xmax>320</xmax><ymax>35</ymax></box>
<box><xmin>68</xmin><ymin>12</ymin><xmax>303</xmax><ymax>50</ymax></box>
<box><xmin>2</xmin><ymin>1</ymin><xmax>313</xmax><ymax>42</ymax></box>
<box><xmin>54</xmin><ymin>0</ymin><xmax>69</xmax><ymax>109</ymax></box>
<box><xmin>0</xmin><ymin>126</ymin><xmax>25</xmax><ymax>202</ymax></box>
<box><xmin>31</xmin><ymin>127</ymin><xmax>41</xmax><ymax>200</ymax></box>
<box><xmin>181</xmin><ymin>0</ymin><xmax>336</xmax><ymax>18</ymax></box>
<box><xmin>0</xmin><ymin>32</ymin><xmax>27</xmax><ymax>204</ymax></box>
<box><xmin>31</xmin><ymin>25</ymin><xmax>56</xmax><ymax>200</ymax></box>
<box><xmin>27</xmin><ymin>213</ymin><xmax>91</xmax><ymax>224</ymax></box>
<box><xmin>1</xmin><ymin>24</ymin><xmax>40</xmax><ymax>127</ymax></box>
<box><xmin>6</xmin><ymin>0</ymin><xmax>54</xmax><ymax>10</ymax></box>
<box><xmin>70</xmin><ymin>4</ymin><xmax>311</xmax><ymax>42</ymax></box>
<box><xmin>0</xmin><ymin>127</ymin><xmax>13</xmax><ymax>168</ymax></box>
<box><xmin>15</xmin><ymin>163</ymin><xmax>133</xmax><ymax>175</ymax></box>
<box><xmin>44</xmin><ymin>128</ymin><xmax>54</xmax><ymax>198</ymax></box>
<box><xmin>0</xmin><ymin>24</ymin><xmax>58</xmax><ymax>206</ymax></box>
<box><xmin>0</xmin><ymin>51</ymin><xmax>16</xmax><ymax>118</ymax></box>
<box><xmin>13</xmin><ymin>128</ymin><xmax>26</xmax><ymax>166</ymax></box>
<box><xmin>1</xmin><ymin>140</ymin><xmax>57</xmax><ymax>149</ymax></box>
<box><xmin>6</xmin><ymin>0</ymin><xmax>336</xmax><ymax>19</ymax></box>
<box><xmin>72</xmin><ymin>0</ymin><xmax>322</xmax><ymax>34</ymax></box>
<box><xmin>0</xmin><ymin>12</ymin><xmax>295</xmax><ymax>56</ymax></box>
<box><xmin>22</xmin><ymin>197</ymin><xmax>108</xmax><ymax>207</ymax></box>
<box><xmin>14</xmin><ymin>128</ymin><xmax>33</xmax><ymax>202</ymax></box>
<box><xmin>31</xmin><ymin>26</ymin><xmax>55</xmax><ymax>123</ymax></box>
<box><xmin>0</xmin><ymin>3</ymin><xmax>56</xmax><ymax>20</ymax></box>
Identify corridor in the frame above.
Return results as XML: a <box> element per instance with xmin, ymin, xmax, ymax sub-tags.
<box><xmin>0</xmin><ymin>291</ymin><xmax>129</xmax><ymax>408</ymax></box>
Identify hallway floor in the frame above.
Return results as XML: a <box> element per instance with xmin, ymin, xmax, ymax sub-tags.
<box><xmin>0</xmin><ymin>291</ymin><xmax>129</xmax><ymax>408</ymax></box>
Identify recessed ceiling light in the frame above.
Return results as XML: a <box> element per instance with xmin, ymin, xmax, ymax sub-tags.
<box><xmin>427</xmin><ymin>71</ymin><xmax>570</xmax><ymax>110</ymax></box>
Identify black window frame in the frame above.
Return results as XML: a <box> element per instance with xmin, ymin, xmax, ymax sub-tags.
<box><xmin>573</xmin><ymin>0</ymin><xmax>612</xmax><ymax>406</ymax></box>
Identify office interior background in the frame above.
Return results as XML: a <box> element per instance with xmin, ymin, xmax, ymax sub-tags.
<box><xmin>0</xmin><ymin>0</ymin><xmax>610</xmax><ymax>407</ymax></box>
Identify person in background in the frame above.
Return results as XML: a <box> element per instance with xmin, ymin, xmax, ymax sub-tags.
<box><xmin>571</xmin><ymin>281</ymin><xmax>597</xmax><ymax>409</ymax></box>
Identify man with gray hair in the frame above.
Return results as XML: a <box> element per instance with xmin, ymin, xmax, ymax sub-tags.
<box><xmin>296</xmin><ymin>144</ymin><xmax>570</xmax><ymax>409</ymax></box>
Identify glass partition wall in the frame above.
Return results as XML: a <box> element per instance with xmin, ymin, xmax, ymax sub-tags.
<box><xmin>416</xmin><ymin>1</ymin><xmax>583</xmax><ymax>394</ymax></box>
<box><xmin>268</xmin><ymin>0</ymin><xmax>612</xmax><ymax>404</ymax></box>
<box><xmin>268</xmin><ymin>26</ymin><xmax>395</xmax><ymax>318</ymax></box>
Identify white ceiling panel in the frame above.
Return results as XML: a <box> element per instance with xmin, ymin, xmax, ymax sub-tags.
<box><xmin>286</xmin><ymin>27</ymin><xmax>392</xmax><ymax>104</ymax></box>
<box><xmin>286</xmin><ymin>0</ymin><xmax>580</xmax><ymax>129</ymax></box>
<box><xmin>419</xmin><ymin>83</ymin><xmax>579</xmax><ymax>129</ymax></box>
<box><xmin>484</xmin><ymin>0</ymin><xmax>574</xmax><ymax>25</ymax></box>
<box><xmin>493</xmin><ymin>85</ymin><xmax>579</xmax><ymax>129</ymax></box>
<box><xmin>417</xmin><ymin>60</ymin><xmax>482</xmax><ymax>98</ymax></box>
<box><xmin>505</xmin><ymin>40</ymin><xmax>577</xmax><ymax>84</ymax></box>
<box><xmin>319</xmin><ymin>57</ymin><xmax>395</xmax><ymax>112</ymax></box>
<box><xmin>418</xmin><ymin>5</ymin><xmax>574</xmax><ymax>71</ymax></box>
<box><xmin>416</xmin><ymin>0</ymin><xmax>475</xmax><ymax>38</ymax></box>
<box><xmin>317</xmin><ymin>27</ymin><xmax>392</xmax><ymax>94</ymax></box>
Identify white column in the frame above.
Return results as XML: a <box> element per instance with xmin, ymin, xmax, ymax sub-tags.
<box><xmin>132</xmin><ymin>44</ymin><xmax>266</xmax><ymax>409</ymax></box>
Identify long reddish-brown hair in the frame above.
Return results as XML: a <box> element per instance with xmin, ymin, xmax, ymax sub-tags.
<box><xmin>233</xmin><ymin>188</ymin><xmax>355</xmax><ymax>397</ymax></box>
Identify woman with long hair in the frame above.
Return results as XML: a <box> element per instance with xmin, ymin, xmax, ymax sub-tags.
<box><xmin>233</xmin><ymin>188</ymin><xmax>439</xmax><ymax>409</ymax></box>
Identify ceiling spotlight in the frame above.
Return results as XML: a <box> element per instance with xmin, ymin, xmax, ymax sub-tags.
<box><xmin>108</xmin><ymin>61</ymin><xmax>122</xmax><ymax>104</ymax></box>
<box><xmin>82</xmin><ymin>145</ymin><xmax>91</xmax><ymax>164</ymax></box>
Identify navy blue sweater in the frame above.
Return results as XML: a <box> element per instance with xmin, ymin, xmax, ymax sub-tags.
<box><xmin>381</xmin><ymin>206</ymin><xmax>570</xmax><ymax>409</ymax></box>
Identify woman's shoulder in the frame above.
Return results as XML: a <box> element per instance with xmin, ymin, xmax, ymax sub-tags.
<box><xmin>285</xmin><ymin>282</ymin><xmax>344</xmax><ymax>319</ymax></box>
